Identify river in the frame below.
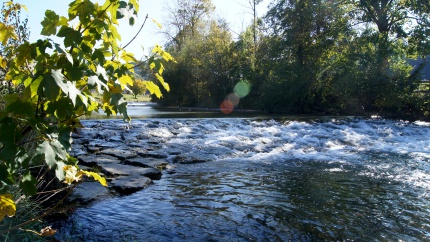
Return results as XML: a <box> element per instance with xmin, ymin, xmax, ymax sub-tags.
<box><xmin>54</xmin><ymin>104</ymin><xmax>430</xmax><ymax>241</ymax></box>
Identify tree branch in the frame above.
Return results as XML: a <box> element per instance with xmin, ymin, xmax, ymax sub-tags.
<box><xmin>122</xmin><ymin>14</ymin><xmax>149</xmax><ymax>50</ymax></box>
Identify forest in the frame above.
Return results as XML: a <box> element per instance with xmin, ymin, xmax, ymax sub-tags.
<box><xmin>137</xmin><ymin>0</ymin><xmax>430</xmax><ymax>120</ymax></box>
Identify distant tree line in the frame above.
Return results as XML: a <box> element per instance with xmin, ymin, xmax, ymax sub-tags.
<box><xmin>138</xmin><ymin>0</ymin><xmax>430</xmax><ymax>119</ymax></box>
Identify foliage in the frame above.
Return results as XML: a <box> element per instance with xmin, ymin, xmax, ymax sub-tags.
<box><xmin>0</xmin><ymin>0</ymin><xmax>173</xmax><ymax>235</ymax></box>
<box><xmin>0</xmin><ymin>1</ymin><xmax>29</xmax><ymax>110</ymax></box>
<box><xmin>157</xmin><ymin>0</ymin><xmax>429</xmax><ymax>119</ymax></box>
<box><xmin>128</xmin><ymin>78</ymin><xmax>147</xmax><ymax>98</ymax></box>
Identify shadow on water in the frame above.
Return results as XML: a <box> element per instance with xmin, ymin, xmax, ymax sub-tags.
<box><xmin>83</xmin><ymin>102</ymin><xmax>347</xmax><ymax>121</ymax></box>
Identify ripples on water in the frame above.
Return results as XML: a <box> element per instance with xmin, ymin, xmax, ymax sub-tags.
<box><xmin>56</xmin><ymin>118</ymin><xmax>430</xmax><ymax>241</ymax></box>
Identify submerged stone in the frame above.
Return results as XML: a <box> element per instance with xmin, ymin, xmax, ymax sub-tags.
<box><xmin>124</xmin><ymin>157</ymin><xmax>168</xmax><ymax>170</ymax></box>
<box><xmin>77</xmin><ymin>155</ymin><xmax>121</xmax><ymax>166</ymax></box>
<box><xmin>67</xmin><ymin>182</ymin><xmax>111</xmax><ymax>205</ymax></box>
<box><xmin>137</xmin><ymin>150</ymin><xmax>168</xmax><ymax>159</ymax></box>
<box><xmin>101</xmin><ymin>163</ymin><xmax>162</xmax><ymax>180</ymax></box>
<box><xmin>99</xmin><ymin>148</ymin><xmax>138</xmax><ymax>160</ymax></box>
<box><xmin>173</xmin><ymin>154</ymin><xmax>210</xmax><ymax>164</ymax></box>
<box><xmin>111</xmin><ymin>176</ymin><xmax>153</xmax><ymax>195</ymax></box>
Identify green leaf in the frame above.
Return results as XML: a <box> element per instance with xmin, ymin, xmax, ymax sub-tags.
<box><xmin>68</xmin><ymin>0</ymin><xmax>95</xmax><ymax>25</ymax></box>
<box><xmin>36</xmin><ymin>140</ymin><xmax>57</xmax><ymax>169</ymax></box>
<box><xmin>41</xmin><ymin>10</ymin><xmax>60</xmax><ymax>36</ymax></box>
<box><xmin>88</xmin><ymin>75</ymin><xmax>108</xmax><ymax>94</ymax></box>
<box><xmin>66</xmin><ymin>81</ymin><xmax>86</xmax><ymax>107</ymax></box>
<box><xmin>0</xmin><ymin>118</ymin><xmax>18</xmax><ymax>161</ymax></box>
<box><xmin>91</xmin><ymin>49</ymin><xmax>106</xmax><ymax>63</ymax></box>
<box><xmin>0</xmin><ymin>164</ymin><xmax>14</xmax><ymax>185</ymax></box>
<box><xmin>59</xmin><ymin>126</ymin><xmax>73</xmax><ymax>150</ymax></box>
<box><xmin>19</xmin><ymin>171</ymin><xmax>37</xmax><ymax>195</ymax></box>
<box><xmin>36</xmin><ymin>39</ymin><xmax>53</xmax><ymax>54</ymax></box>
<box><xmin>29</xmin><ymin>76</ymin><xmax>43</xmax><ymax>98</ymax></box>
<box><xmin>51</xmin><ymin>70</ymin><xmax>68</xmax><ymax>93</ymax></box>
<box><xmin>15</xmin><ymin>148</ymin><xmax>31</xmax><ymax>170</ymax></box>
<box><xmin>55</xmin><ymin>161</ymin><xmax>66</xmax><ymax>181</ymax></box>
<box><xmin>50</xmin><ymin>139</ymin><xmax>68</xmax><ymax>161</ymax></box>
<box><xmin>4</xmin><ymin>96</ymin><xmax>34</xmax><ymax>118</ymax></box>
<box><xmin>57</xmin><ymin>26</ymin><xmax>83</xmax><ymax>47</ymax></box>
<box><xmin>54</xmin><ymin>43</ymin><xmax>73</xmax><ymax>65</ymax></box>
<box><xmin>42</xmin><ymin>74</ymin><xmax>61</xmax><ymax>100</ymax></box>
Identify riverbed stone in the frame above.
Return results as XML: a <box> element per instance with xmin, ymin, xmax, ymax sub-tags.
<box><xmin>173</xmin><ymin>153</ymin><xmax>210</xmax><ymax>164</ymax></box>
<box><xmin>99</xmin><ymin>148</ymin><xmax>138</xmax><ymax>160</ymax></box>
<box><xmin>101</xmin><ymin>163</ymin><xmax>162</xmax><ymax>180</ymax></box>
<box><xmin>67</xmin><ymin>182</ymin><xmax>111</xmax><ymax>204</ymax></box>
<box><xmin>137</xmin><ymin>150</ymin><xmax>168</xmax><ymax>159</ymax></box>
<box><xmin>88</xmin><ymin>140</ymin><xmax>120</xmax><ymax>148</ymax></box>
<box><xmin>78</xmin><ymin>155</ymin><xmax>121</xmax><ymax>166</ymax></box>
<box><xmin>110</xmin><ymin>176</ymin><xmax>153</xmax><ymax>195</ymax></box>
<box><xmin>124</xmin><ymin>157</ymin><xmax>168</xmax><ymax>170</ymax></box>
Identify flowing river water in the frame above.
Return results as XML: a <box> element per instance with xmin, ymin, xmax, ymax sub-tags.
<box><xmin>55</xmin><ymin>104</ymin><xmax>430</xmax><ymax>241</ymax></box>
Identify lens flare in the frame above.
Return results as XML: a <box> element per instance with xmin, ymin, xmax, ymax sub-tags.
<box><xmin>226</xmin><ymin>93</ymin><xmax>240</xmax><ymax>106</ymax></box>
<box><xmin>220</xmin><ymin>100</ymin><xmax>234</xmax><ymax>114</ymax></box>
<box><xmin>234</xmin><ymin>80</ymin><xmax>251</xmax><ymax>98</ymax></box>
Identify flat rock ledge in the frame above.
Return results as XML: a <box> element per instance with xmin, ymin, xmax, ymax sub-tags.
<box><xmin>67</xmin><ymin>181</ymin><xmax>112</xmax><ymax>205</ymax></box>
<box><xmin>111</xmin><ymin>176</ymin><xmax>153</xmax><ymax>195</ymax></box>
<box><xmin>68</xmin><ymin>123</ymin><xmax>210</xmax><ymax>205</ymax></box>
<box><xmin>73</xmin><ymin>154</ymin><xmax>164</xmax><ymax>200</ymax></box>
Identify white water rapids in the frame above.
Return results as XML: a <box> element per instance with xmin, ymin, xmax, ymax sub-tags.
<box><xmin>56</xmin><ymin>117</ymin><xmax>430</xmax><ymax>241</ymax></box>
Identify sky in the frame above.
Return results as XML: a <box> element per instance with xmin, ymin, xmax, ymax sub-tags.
<box><xmin>15</xmin><ymin>0</ymin><xmax>271</xmax><ymax>59</ymax></box>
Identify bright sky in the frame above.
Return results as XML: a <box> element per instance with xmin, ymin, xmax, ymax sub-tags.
<box><xmin>16</xmin><ymin>0</ymin><xmax>271</xmax><ymax>59</ymax></box>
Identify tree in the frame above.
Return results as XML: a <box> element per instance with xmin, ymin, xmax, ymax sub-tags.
<box><xmin>343</xmin><ymin>0</ymin><xmax>430</xmax><ymax>114</ymax></box>
<box><xmin>0</xmin><ymin>1</ymin><xmax>30</xmax><ymax>109</ymax></box>
<box><xmin>0</xmin><ymin>0</ymin><xmax>173</xmax><ymax>236</ymax></box>
<box><xmin>129</xmin><ymin>78</ymin><xmax>147</xmax><ymax>98</ymax></box>
<box><xmin>264</xmin><ymin>0</ymin><xmax>350</xmax><ymax>113</ymax></box>
<box><xmin>164</xmin><ymin>0</ymin><xmax>215</xmax><ymax>48</ymax></box>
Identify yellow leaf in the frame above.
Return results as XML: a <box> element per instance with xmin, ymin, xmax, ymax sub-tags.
<box><xmin>118</xmin><ymin>75</ymin><xmax>133</xmax><ymax>87</ymax></box>
<box><xmin>155</xmin><ymin>73</ymin><xmax>170</xmax><ymax>92</ymax></box>
<box><xmin>151</xmin><ymin>17</ymin><xmax>162</xmax><ymax>29</ymax></box>
<box><xmin>0</xmin><ymin>22</ymin><xmax>17</xmax><ymax>45</ymax></box>
<box><xmin>130</xmin><ymin>0</ymin><xmax>139</xmax><ymax>12</ymax></box>
<box><xmin>63</xmin><ymin>165</ymin><xmax>83</xmax><ymax>184</ymax></box>
<box><xmin>81</xmin><ymin>170</ymin><xmax>107</xmax><ymax>187</ymax></box>
<box><xmin>0</xmin><ymin>194</ymin><xmax>16</xmax><ymax>221</ymax></box>
<box><xmin>143</xmin><ymin>80</ymin><xmax>162</xmax><ymax>98</ymax></box>
<box><xmin>120</xmin><ymin>51</ymin><xmax>137</xmax><ymax>63</ymax></box>
<box><xmin>0</xmin><ymin>56</ymin><xmax>6</xmax><ymax>69</ymax></box>
<box><xmin>20</xmin><ymin>4</ymin><xmax>28</xmax><ymax>12</ymax></box>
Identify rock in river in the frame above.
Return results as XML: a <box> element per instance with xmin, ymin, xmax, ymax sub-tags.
<box><xmin>67</xmin><ymin>181</ymin><xmax>111</xmax><ymax>205</ymax></box>
<box><xmin>123</xmin><ymin>157</ymin><xmax>168</xmax><ymax>170</ymax></box>
<box><xmin>101</xmin><ymin>163</ymin><xmax>162</xmax><ymax>180</ymax></box>
<box><xmin>111</xmin><ymin>176</ymin><xmax>153</xmax><ymax>195</ymax></box>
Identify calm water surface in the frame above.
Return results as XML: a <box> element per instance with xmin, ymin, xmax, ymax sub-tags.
<box><xmin>55</xmin><ymin>105</ymin><xmax>430</xmax><ymax>241</ymax></box>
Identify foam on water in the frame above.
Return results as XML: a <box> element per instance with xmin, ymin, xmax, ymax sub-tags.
<box><xmin>82</xmin><ymin>118</ymin><xmax>430</xmax><ymax>190</ymax></box>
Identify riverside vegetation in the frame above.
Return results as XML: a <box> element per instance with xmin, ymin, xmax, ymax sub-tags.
<box><xmin>0</xmin><ymin>0</ymin><xmax>173</xmax><ymax>240</ymax></box>
<box><xmin>153</xmin><ymin>0</ymin><xmax>430</xmax><ymax>119</ymax></box>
